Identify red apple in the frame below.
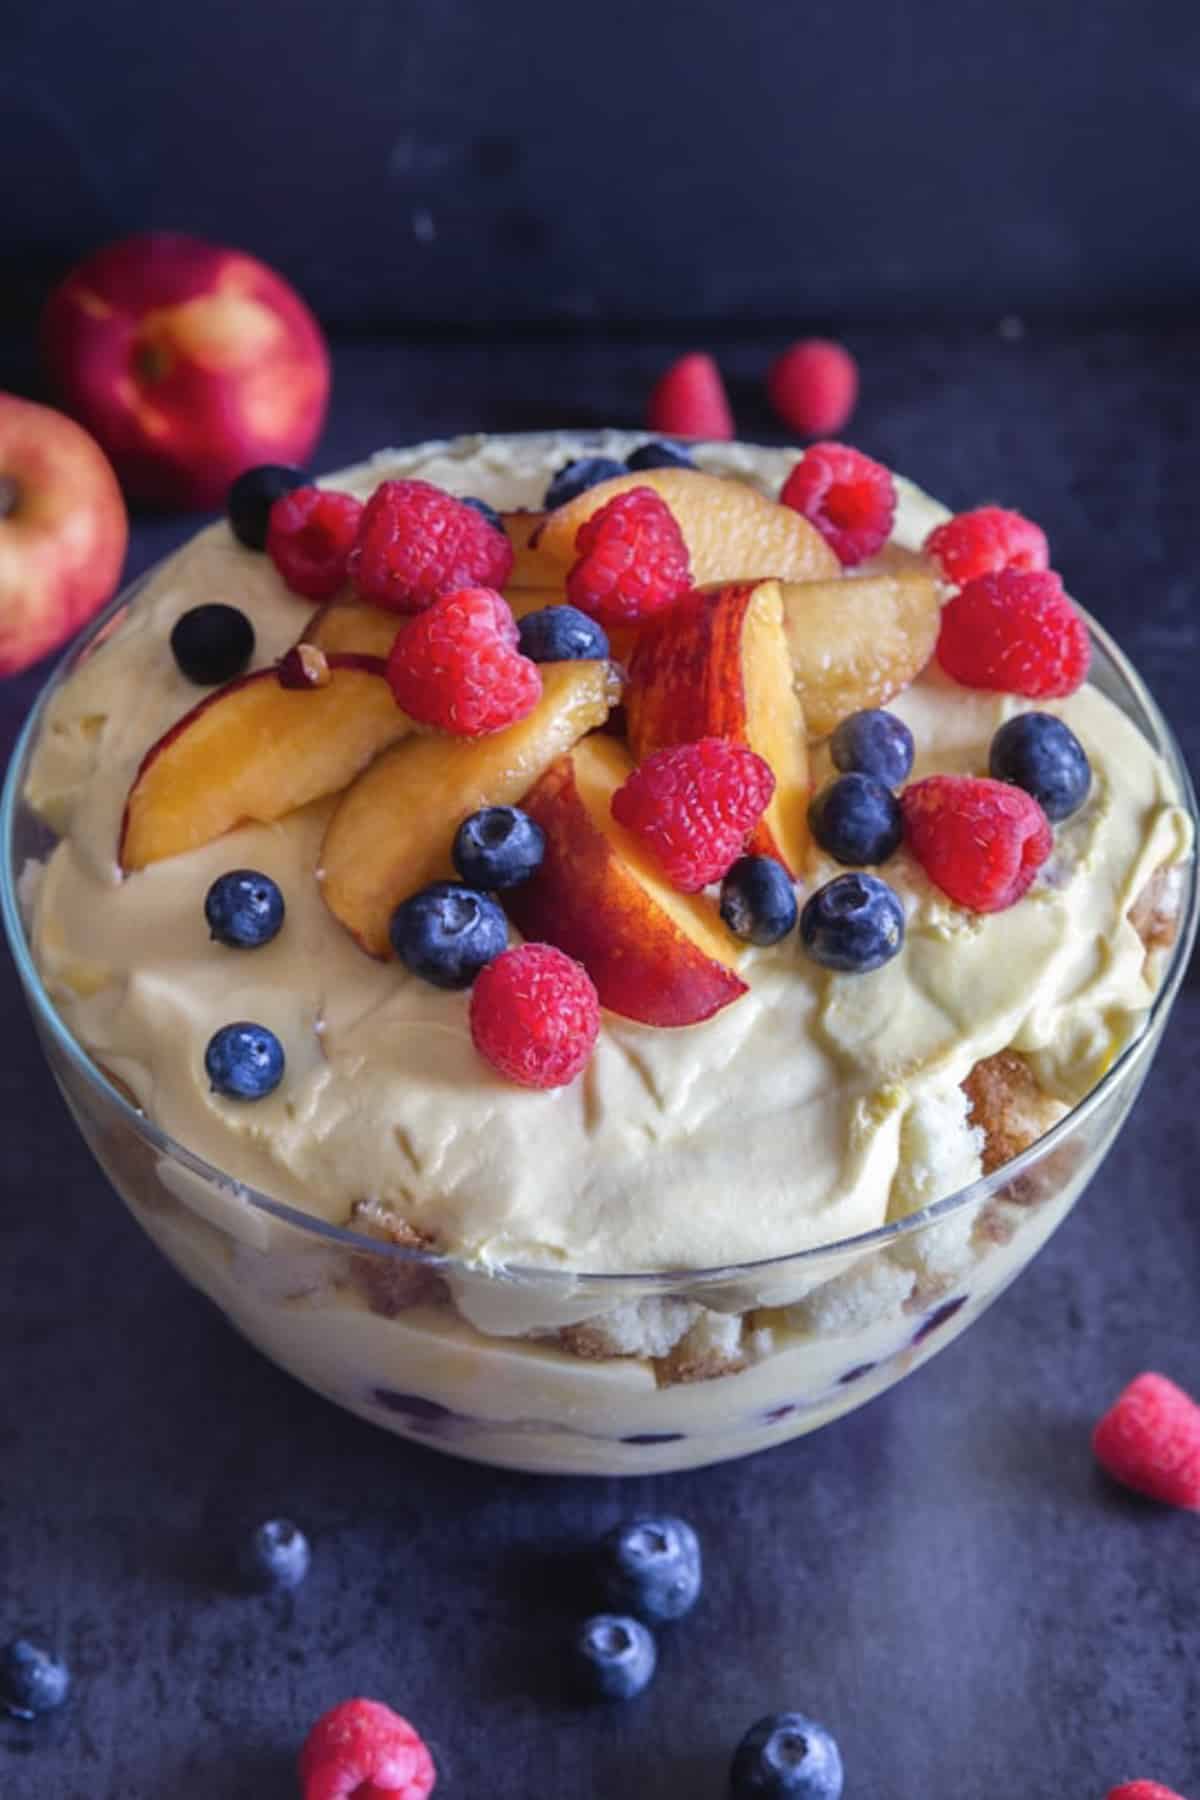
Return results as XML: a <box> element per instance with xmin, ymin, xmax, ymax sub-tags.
<box><xmin>40</xmin><ymin>232</ymin><xmax>330</xmax><ymax>510</ymax></box>
<box><xmin>0</xmin><ymin>392</ymin><xmax>128</xmax><ymax>676</ymax></box>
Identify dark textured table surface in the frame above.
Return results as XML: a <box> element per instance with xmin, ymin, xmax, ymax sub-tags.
<box><xmin>2</xmin><ymin>325</ymin><xmax>1198</xmax><ymax>1799</ymax></box>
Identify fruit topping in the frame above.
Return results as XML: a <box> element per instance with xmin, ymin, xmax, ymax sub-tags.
<box><xmin>204</xmin><ymin>869</ymin><xmax>286</xmax><ymax>949</ymax></box>
<box><xmin>169</xmin><ymin>602</ymin><xmax>255</xmax><ymax>686</ymax></box>
<box><xmin>901</xmin><ymin>774</ymin><xmax>1053</xmax><ymax>913</ymax></box>
<box><xmin>729</xmin><ymin>1711</ymin><xmax>845</xmax><ymax>1800</ymax></box>
<box><xmin>348</xmin><ymin>478</ymin><xmax>513</xmax><ymax>613</ymax></box>
<box><xmin>501</xmin><ymin>509</ymin><xmax>558</xmax><ymax>587</ymax></box>
<box><xmin>389</xmin><ymin>881</ymin><xmax>508</xmax><ymax>989</ymax></box>
<box><xmin>626</xmin><ymin>579</ymin><xmax>810</xmax><ymax>875</ymax></box>
<box><xmin>227</xmin><ymin>463</ymin><xmax>305</xmax><ymax>550</ymax></box>
<box><xmin>204</xmin><ymin>1022</ymin><xmax>285</xmax><ymax>1101</ymax></box>
<box><xmin>800</xmin><ymin>872</ymin><xmax>904</xmax><ymax>973</ymax></box>
<box><xmin>1107</xmin><ymin>1785</ymin><xmax>1189</xmax><ymax>1800</ymax></box>
<box><xmin>768</xmin><ymin>339</ymin><xmax>859</xmax><ymax>439</ymax></box>
<box><xmin>469</xmin><ymin>942</ymin><xmax>600</xmax><ymax>1088</ymax></box>
<box><xmin>385</xmin><ymin>587</ymin><xmax>541</xmax><ymax>737</ymax></box>
<box><xmin>452</xmin><ymin>805</ymin><xmax>545</xmax><ymax>890</ymax></box>
<box><xmin>516</xmin><ymin>603</ymin><xmax>611</xmax><ymax>664</ymax></box>
<box><xmin>277</xmin><ymin>642</ymin><xmax>332</xmax><ymax>688</ymax></box>
<box><xmin>611</xmin><ymin>737</ymin><xmax>775</xmax><ymax>893</ymax></box>
<box><xmin>598</xmin><ymin>1515</ymin><xmax>702</xmax><ymax>1624</ymax></box>
<box><xmin>925</xmin><ymin>505</ymin><xmax>1049</xmax><ymax>585</ymax></box>
<box><xmin>301</xmin><ymin>599</ymin><xmax>402</xmax><ymax>660</ymax></box>
<box><xmin>544</xmin><ymin>455</ymin><xmax>628</xmax><ymax>510</ymax></box>
<box><xmin>647</xmin><ymin>351</ymin><xmax>733</xmax><ymax>440</ymax></box>
<box><xmin>627</xmin><ymin>439</ymin><xmax>697</xmax><ymax>471</ymax></box>
<box><xmin>119</xmin><ymin>655</ymin><xmax>406</xmax><ymax>871</ymax></box>
<box><xmin>781</xmin><ymin>572</ymin><xmax>939</xmax><ymax>739</ymax></box>
<box><xmin>320</xmin><ymin>659</ymin><xmax>618</xmax><ymax>959</ymax></box>
<box><xmin>989</xmin><ymin>711</ymin><xmax>1092</xmax><ymax>821</ymax></box>
<box><xmin>266</xmin><ymin>485</ymin><xmax>362</xmax><ymax>600</ymax></box>
<box><xmin>572</xmin><ymin>1614</ymin><xmax>657</xmax><ymax>1702</ymax></box>
<box><xmin>936</xmin><ymin>569</ymin><xmax>1090</xmax><ymax>698</ymax></box>
<box><xmin>504</xmin><ymin>735</ymin><xmax>746</xmax><ymax>1028</ymax></box>
<box><xmin>720</xmin><ymin>855</ymin><xmax>798</xmax><ymax>946</ymax></box>
<box><xmin>809</xmin><ymin>773</ymin><xmax>902</xmax><ymax>867</ymax></box>
<box><xmin>460</xmin><ymin>493</ymin><xmax>503</xmax><ymax>533</ymax></box>
<box><xmin>829</xmin><ymin>707</ymin><xmax>914</xmax><ymax>787</ymax></box>
<box><xmin>566</xmin><ymin>487</ymin><xmax>692</xmax><ymax>627</ymax></box>
<box><xmin>298</xmin><ymin>1697</ymin><xmax>436</xmax><ymax>1800</ymax></box>
<box><xmin>244</xmin><ymin>1518</ymin><xmax>310</xmax><ymax>1591</ymax></box>
<box><xmin>1093</xmin><ymin>1372</ymin><xmax>1200</xmax><ymax>1511</ymax></box>
<box><xmin>0</xmin><ymin>1640</ymin><xmax>70</xmax><ymax>1719</ymax></box>
<box><xmin>780</xmin><ymin>442</ymin><xmax>895</xmax><ymax>568</ymax></box>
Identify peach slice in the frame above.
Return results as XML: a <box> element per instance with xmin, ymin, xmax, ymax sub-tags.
<box><xmin>781</xmin><ymin>569</ymin><xmax>941</xmax><ymax>739</ymax></box>
<box><xmin>301</xmin><ymin>599</ymin><xmax>401</xmax><ymax>660</ymax></box>
<box><xmin>120</xmin><ymin>655</ymin><xmax>406</xmax><ymax>870</ymax></box>
<box><xmin>532</xmin><ymin>469</ymin><xmax>840</xmax><ymax>587</ymax></box>
<box><xmin>625</xmin><ymin>579</ymin><xmax>810</xmax><ymax>878</ymax></box>
<box><xmin>320</xmin><ymin>659</ymin><xmax>620</xmax><ymax>957</ymax></box>
<box><xmin>505</xmin><ymin>734</ymin><xmax>747</xmax><ymax>1028</ymax></box>
<box><xmin>502</xmin><ymin>510</ymin><xmax>560</xmax><ymax>587</ymax></box>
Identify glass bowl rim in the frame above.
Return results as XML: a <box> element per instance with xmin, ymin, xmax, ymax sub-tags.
<box><xmin>3</xmin><ymin>535</ymin><xmax>1197</xmax><ymax>1292</ymax></box>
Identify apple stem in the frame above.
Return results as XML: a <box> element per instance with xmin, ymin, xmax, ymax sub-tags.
<box><xmin>0</xmin><ymin>476</ymin><xmax>19</xmax><ymax>519</ymax></box>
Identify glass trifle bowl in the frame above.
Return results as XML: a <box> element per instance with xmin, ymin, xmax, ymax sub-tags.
<box><xmin>3</xmin><ymin>433</ymin><xmax>1196</xmax><ymax>1476</ymax></box>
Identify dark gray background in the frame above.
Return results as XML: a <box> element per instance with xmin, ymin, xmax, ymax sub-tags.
<box><xmin>2</xmin><ymin>323</ymin><xmax>1198</xmax><ymax>1797</ymax></box>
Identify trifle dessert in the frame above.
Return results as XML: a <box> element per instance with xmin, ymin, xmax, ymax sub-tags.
<box><xmin>11</xmin><ymin>429</ymin><xmax>1194</xmax><ymax>1474</ymax></box>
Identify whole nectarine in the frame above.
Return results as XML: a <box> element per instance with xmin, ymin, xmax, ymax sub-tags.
<box><xmin>0</xmin><ymin>392</ymin><xmax>127</xmax><ymax>676</ymax></box>
<box><xmin>41</xmin><ymin>232</ymin><xmax>330</xmax><ymax>509</ymax></box>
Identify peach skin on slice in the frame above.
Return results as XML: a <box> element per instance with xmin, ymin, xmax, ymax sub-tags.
<box><xmin>780</xmin><ymin>569</ymin><xmax>940</xmax><ymax>739</ymax></box>
<box><xmin>320</xmin><ymin>658</ymin><xmax>620</xmax><ymax>957</ymax></box>
<box><xmin>301</xmin><ymin>600</ymin><xmax>401</xmax><ymax>660</ymax></box>
<box><xmin>504</xmin><ymin>734</ymin><xmax>747</xmax><ymax>1028</ymax></box>
<box><xmin>625</xmin><ymin>579</ymin><xmax>810</xmax><ymax>877</ymax></box>
<box><xmin>119</xmin><ymin>655</ymin><xmax>407</xmax><ymax>871</ymax></box>
<box><xmin>532</xmin><ymin>469</ymin><xmax>840</xmax><ymax>587</ymax></box>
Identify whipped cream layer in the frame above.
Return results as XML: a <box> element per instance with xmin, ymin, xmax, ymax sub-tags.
<box><xmin>26</xmin><ymin>433</ymin><xmax>1191</xmax><ymax>1279</ymax></box>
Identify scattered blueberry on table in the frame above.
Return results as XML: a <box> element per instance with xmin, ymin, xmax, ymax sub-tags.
<box><xmin>243</xmin><ymin>1518</ymin><xmax>311</xmax><ymax>1592</ymax></box>
<box><xmin>729</xmin><ymin>1710</ymin><xmax>844</xmax><ymax>1799</ymax></box>
<box><xmin>573</xmin><ymin>1613</ymin><xmax>658</xmax><ymax>1702</ymax></box>
<box><xmin>204</xmin><ymin>869</ymin><xmax>286</xmax><ymax>949</ymax></box>
<box><xmin>0</xmin><ymin>1639</ymin><xmax>71</xmax><ymax>1719</ymax></box>
<box><xmin>389</xmin><ymin>881</ymin><xmax>508</xmax><ymax>988</ymax></box>
<box><xmin>599</xmin><ymin>1515</ymin><xmax>703</xmax><ymax>1624</ymax></box>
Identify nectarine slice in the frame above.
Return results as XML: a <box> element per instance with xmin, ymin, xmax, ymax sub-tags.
<box><xmin>626</xmin><ymin>579</ymin><xmax>809</xmax><ymax>877</ymax></box>
<box><xmin>532</xmin><ymin>470</ymin><xmax>840</xmax><ymax>587</ymax></box>
<box><xmin>780</xmin><ymin>570</ymin><xmax>940</xmax><ymax>738</ymax></box>
<box><xmin>301</xmin><ymin>600</ymin><xmax>401</xmax><ymax>660</ymax></box>
<box><xmin>505</xmin><ymin>734</ymin><xmax>747</xmax><ymax>1028</ymax></box>
<box><xmin>502</xmin><ymin>510</ymin><xmax>560</xmax><ymax>587</ymax></box>
<box><xmin>120</xmin><ymin>655</ymin><xmax>407</xmax><ymax>871</ymax></box>
<box><xmin>320</xmin><ymin>659</ymin><xmax>620</xmax><ymax>957</ymax></box>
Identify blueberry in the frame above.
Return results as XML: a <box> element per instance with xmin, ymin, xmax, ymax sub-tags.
<box><xmin>800</xmin><ymin>873</ymin><xmax>904</xmax><ymax>973</ymax></box>
<box><xmin>244</xmin><ymin>1518</ymin><xmax>310</xmax><ymax>1591</ymax></box>
<box><xmin>809</xmin><ymin>773</ymin><xmax>902</xmax><ymax>865</ymax></box>
<box><xmin>729</xmin><ymin>1711</ymin><xmax>844</xmax><ymax>1799</ymax></box>
<box><xmin>573</xmin><ymin>1614</ymin><xmax>657</xmax><ymax>1702</ymax></box>
<box><xmin>627</xmin><ymin>440</ymin><xmax>697</xmax><ymax>471</ymax></box>
<box><xmin>227</xmin><ymin>463</ymin><xmax>306</xmax><ymax>550</ymax></box>
<box><xmin>170</xmin><ymin>603</ymin><xmax>256</xmax><ymax>686</ymax></box>
<box><xmin>0</xmin><ymin>1640</ymin><xmax>70</xmax><ymax>1719</ymax></box>
<box><xmin>829</xmin><ymin>708</ymin><xmax>914</xmax><ymax>787</ymax></box>
<box><xmin>599</xmin><ymin>1515</ymin><xmax>702</xmax><ymax>1623</ymax></box>
<box><xmin>452</xmin><ymin>807</ymin><xmax>545</xmax><ymax>890</ymax></box>
<box><xmin>461</xmin><ymin>494</ymin><xmax>504</xmax><ymax>534</ymax></box>
<box><xmin>205</xmin><ymin>1022</ymin><xmax>285</xmax><ymax>1100</ymax></box>
<box><xmin>516</xmin><ymin>604</ymin><xmax>610</xmax><ymax>664</ymax></box>
<box><xmin>720</xmin><ymin>856</ymin><xmax>798</xmax><ymax>946</ymax></box>
<box><xmin>204</xmin><ymin>869</ymin><xmax>285</xmax><ymax>949</ymax></box>
<box><xmin>989</xmin><ymin>711</ymin><xmax>1091</xmax><ymax>822</ymax></box>
<box><xmin>389</xmin><ymin>881</ymin><xmax>507</xmax><ymax>988</ymax></box>
<box><xmin>544</xmin><ymin>456</ymin><xmax>627</xmax><ymax>509</ymax></box>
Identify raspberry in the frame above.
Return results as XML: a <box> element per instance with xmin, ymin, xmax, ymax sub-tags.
<box><xmin>348</xmin><ymin>479</ymin><xmax>513</xmax><ymax>614</ymax></box>
<box><xmin>266</xmin><ymin>487</ymin><xmax>362</xmax><ymax>600</ymax></box>
<box><xmin>646</xmin><ymin>352</ymin><xmax>733</xmax><ymax>440</ymax></box>
<box><xmin>900</xmin><ymin>775</ymin><xmax>1052</xmax><ymax>913</ymax></box>
<box><xmin>925</xmin><ymin>505</ymin><xmax>1050</xmax><ymax>585</ymax></box>
<box><xmin>936</xmin><ymin>568</ymin><xmax>1090</xmax><ymax>698</ymax></box>
<box><xmin>386</xmin><ymin>587</ymin><xmax>541</xmax><ymax>737</ymax></box>
<box><xmin>780</xmin><ymin>441</ymin><xmax>895</xmax><ymax>567</ymax></box>
<box><xmin>611</xmin><ymin>738</ymin><xmax>775</xmax><ymax>892</ymax></box>
<box><xmin>470</xmin><ymin>943</ymin><xmax>600</xmax><ymax>1088</ymax></box>
<box><xmin>1093</xmin><ymin>1372</ymin><xmax>1200</xmax><ymax>1511</ymax></box>
<box><xmin>768</xmin><ymin>339</ymin><xmax>859</xmax><ymax>438</ymax></box>
<box><xmin>298</xmin><ymin>1697</ymin><xmax>436</xmax><ymax>1800</ymax></box>
<box><xmin>566</xmin><ymin>487</ymin><xmax>692</xmax><ymax>626</ymax></box>
<box><xmin>1108</xmin><ymin>1785</ymin><xmax>1190</xmax><ymax>1800</ymax></box>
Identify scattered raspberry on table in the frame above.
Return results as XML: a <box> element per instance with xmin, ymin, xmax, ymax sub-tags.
<box><xmin>1093</xmin><ymin>1372</ymin><xmax>1200</xmax><ymax>1511</ymax></box>
<box><xmin>1107</xmin><ymin>1783</ymin><xmax>1191</xmax><ymax>1800</ymax></box>
<box><xmin>299</xmin><ymin>1697</ymin><xmax>436</xmax><ymax>1800</ymax></box>
<box><xmin>768</xmin><ymin>338</ymin><xmax>859</xmax><ymax>438</ymax></box>
<box><xmin>646</xmin><ymin>351</ymin><xmax>733</xmax><ymax>440</ymax></box>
